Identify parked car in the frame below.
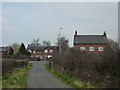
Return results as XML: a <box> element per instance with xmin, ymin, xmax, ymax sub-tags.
<box><xmin>47</xmin><ymin>55</ymin><xmax>52</xmax><ymax>59</ymax></box>
<box><xmin>37</xmin><ymin>56</ymin><xmax>43</xmax><ymax>61</ymax></box>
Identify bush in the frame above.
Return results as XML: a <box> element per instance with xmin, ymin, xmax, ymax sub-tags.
<box><xmin>2</xmin><ymin>59</ymin><xmax>29</xmax><ymax>75</ymax></box>
<box><xmin>2</xmin><ymin>55</ymin><xmax>31</xmax><ymax>59</ymax></box>
<box><xmin>51</xmin><ymin>47</ymin><xmax>120</xmax><ymax>88</ymax></box>
<box><xmin>2</xmin><ymin>59</ymin><xmax>14</xmax><ymax>75</ymax></box>
<box><xmin>13</xmin><ymin>60</ymin><xmax>28</xmax><ymax>68</ymax></box>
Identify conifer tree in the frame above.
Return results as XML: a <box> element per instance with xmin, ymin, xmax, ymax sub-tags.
<box><xmin>19</xmin><ymin>43</ymin><xmax>26</xmax><ymax>55</ymax></box>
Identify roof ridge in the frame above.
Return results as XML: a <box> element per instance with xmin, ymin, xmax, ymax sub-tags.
<box><xmin>74</xmin><ymin>34</ymin><xmax>108</xmax><ymax>44</ymax></box>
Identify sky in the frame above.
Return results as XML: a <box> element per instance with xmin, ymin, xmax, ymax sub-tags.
<box><xmin>1</xmin><ymin>2</ymin><xmax>118</xmax><ymax>47</ymax></box>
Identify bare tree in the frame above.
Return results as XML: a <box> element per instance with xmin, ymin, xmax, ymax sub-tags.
<box><xmin>56</xmin><ymin>34</ymin><xmax>69</xmax><ymax>53</ymax></box>
<box><xmin>108</xmin><ymin>38</ymin><xmax>118</xmax><ymax>52</ymax></box>
<box><xmin>11</xmin><ymin>43</ymin><xmax>20</xmax><ymax>54</ymax></box>
<box><xmin>32</xmin><ymin>38</ymin><xmax>41</xmax><ymax>46</ymax></box>
<box><xmin>42</xmin><ymin>40</ymin><xmax>51</xmax><ymax>46</ymax></box>
<box><xmin>118</xmin><ymin>39</ymin><xmax>120</xmax><ymax>52</ymax></box>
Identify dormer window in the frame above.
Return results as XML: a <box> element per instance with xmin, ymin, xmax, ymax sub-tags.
<box><xmin>45</xmin><ymin>49</ymin><xmax>48</xmax><ymax>53</ymax></box>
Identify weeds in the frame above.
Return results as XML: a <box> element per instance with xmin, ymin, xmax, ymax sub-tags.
<box><xmin>2</xmin><ymin>59</ymin><xmax>29</xmax><ymax>75</ymax></box>
<box><xmin>51</xmin><ymin>47</ymin><xmax>120</xmax><ymax>88</ymax></box>
<box><xmin>45</xmin><ymin>64</ymin><xmax>95</xmax><ymax>88</ymax></box>
<box><xmin>2</xmin><ymin>63</ymin><xmax>33</xmax><ymax>88</ymax></box>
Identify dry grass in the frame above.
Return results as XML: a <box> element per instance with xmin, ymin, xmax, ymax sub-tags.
<box><xmin>2</xmin><ymin>59</ymin><xmax>28</xmax><ymax>75</ymax></box>
<box><xmin>51</xmin><ymin>47</ymin><xmax>120</xmax><ymax>88</ymax></box>
<box><xmin>2</xmin><ymin>63</ymin><xmax>33</xmax><ymax>88</ymax></box>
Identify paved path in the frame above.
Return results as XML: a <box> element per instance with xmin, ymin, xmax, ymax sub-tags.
<box><xmin>27</xmin><ymin>61</ymin><xmax>69</xmax><ymax>88</ymax></box>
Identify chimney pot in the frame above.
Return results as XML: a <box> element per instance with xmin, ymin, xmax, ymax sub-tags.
<box><xmin>75</xmin><ymin>30</ymin><xmax>77</xmax><ymax>36</ymax></box>
<box><xmin>103</xmin><ymin>31</ymin><xmax>107</xmax><ymax>37</ymax></box>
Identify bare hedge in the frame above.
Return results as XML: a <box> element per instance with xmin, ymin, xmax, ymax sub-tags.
<box><xmin>2</xmin><ymin>55</ymin><xmax>31</xmax><ymax>59</ymax></box>
<box><xmin>2</xmin><ymin>59</ymin><xmax>29</xmax><ymax>75</ymax></box>
<box><xmin>51</xmin><ymin>47</ymin><xmax>120</xmax><ymax>88</ymax></box>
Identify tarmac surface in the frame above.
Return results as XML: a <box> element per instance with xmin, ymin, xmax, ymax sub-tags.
<box><xmin>27</xmin><ymin>61</ymin><xmax>69</xmax><ymax>88</ymax></box>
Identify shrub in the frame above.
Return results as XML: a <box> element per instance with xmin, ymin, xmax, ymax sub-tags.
<box><xmin>13</xmin><ymin>60</ymin><xmax>28</xmax><ymax>68</ymax></box>
<box><xmin>2</xmin><ymin>59</ymin><xmax>14</xmax><ymax>75</ymax></box>
<box><xmin>2</xmin><ymin>55</ymin><xmax>31</xmax><ymax>59</ymax></box>
<box><xmin>2</xmin><ymin>59</ymin><xmax>29</xmax><ymax>75</ymax></box>
<box><xmin>51</xmin><ymin>47</ymin><xmax>120</xmax><ymax>88</ymax></box>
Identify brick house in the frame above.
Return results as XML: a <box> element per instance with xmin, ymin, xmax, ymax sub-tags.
<box><xmin>27</xmin><ymin>45</ymin><xmax>56</xmax><ymax>60</ymax></box>
<box><xmin>73</xmin><ymin>31</ymin><xmax>109</xmax><ymax>54</ymax></box>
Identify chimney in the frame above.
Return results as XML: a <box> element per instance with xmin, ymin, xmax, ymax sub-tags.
<box><xmin>103</xmin><ymin>31</ymin><xmax>107</xmax><ymax>37</ymax></box>
<box><xmin>75</xmin><ymin>30</ymin><xmax>77</xmax><ymax>37</ymax></box>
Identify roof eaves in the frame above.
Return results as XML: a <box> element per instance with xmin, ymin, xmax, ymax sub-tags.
<box><xmin>74</xmin><ymin>43</ymin><xmax>108</xmax><ymax>45</ymax></box>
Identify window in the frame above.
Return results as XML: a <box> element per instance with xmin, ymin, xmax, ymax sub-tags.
<box><xmin>28</xmin><ymin>50</ymin><xmax>32</xmax><ymax>53</ymax></box>
<box><xmin>98</xmin><ymin>47</ymin><xmax>104</xmax><ymax>51</ymax></box>
<box><xmin>33</xmin><ymin>51</ymin><xmax>36</xmax><ymax>53</ymax></box>
<box><xmin>80</xmin><ymin>47</ymin><xmax>85</xmax><ymax>51</ymax></box>
<box><xmin>50</xmin><ymin>49</ymin><xmax>53</xmax><ymax>53</ymax></box>
<box><xmin>89</xmin><ymin>47</ymin><xmax>94</xmax><ymax>51</ymax></box>
<box><xmin>44</xmin><ymin>49</ymin><xmax>48</xmax><ymax>53</ymax></box>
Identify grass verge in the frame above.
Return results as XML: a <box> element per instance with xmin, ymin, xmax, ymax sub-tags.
<box><xmin>2</xmin><ymin>63</ymin><xmax>33</xmax><ymax>88</ymax></box>
<box><xmin>45</xmin><ymin>64</ymin><xmax>97</xmax><ymax>88</ymax></box>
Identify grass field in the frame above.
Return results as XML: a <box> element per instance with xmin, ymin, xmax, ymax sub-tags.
<box><xmin>2</xmin><ymin>63</ymin><xmax>33</xmax><ymax>88</ymax></box>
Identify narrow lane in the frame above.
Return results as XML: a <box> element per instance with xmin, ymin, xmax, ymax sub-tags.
<box><xmin>27</xmin><ymin>61</ymin><xmax>69</xmax><ymax>88</ymax></box>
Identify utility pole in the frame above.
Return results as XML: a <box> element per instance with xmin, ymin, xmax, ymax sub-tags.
<box><xmin>59</xmin><ymin>27</ymin><xmax>63</xmax><ymax>54</ymax></box>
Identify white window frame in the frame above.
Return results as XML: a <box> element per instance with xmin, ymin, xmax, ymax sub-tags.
<box><xmin>98</xmin><ymin>47</ymin><xmax>104</xmax><ymax>51</ymax></box>
<box><xmin>80</xmin><ymin>47</ymin><xmax>85</xmax><ymax>51</ymax></box>
<box><xmin>89</xmin><ymin>47</ymin><xmax>94</xmax><ymax>51</ymax></box>
<box><xmin>50</xmin><ymin>49</ymin><xmax>53</xmax><ymax>53</ymax></box>
<box><xmin>28</xmin><ymin>50</ymin><xmax>32</xmax><ymax>53</ymax></box>
<box><xmin>44</xmin><ymin>49</ymin><xmax>48</xmax><ymax>53</ymax></box>
<box><xmin>33</xmin><ymin>50</ymin><xmax>36</xmax><ymax>53</ymax></box>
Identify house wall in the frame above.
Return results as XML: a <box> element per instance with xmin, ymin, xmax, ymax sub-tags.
<box><xmin>31</xmin><ymin>47</ymin><xmax>53</xmax><ymax>60</ymax></box>
<box><xmin>74</xmin><ymin>44</ymin><xmax>108</xmax><ymax>54</ymax></box>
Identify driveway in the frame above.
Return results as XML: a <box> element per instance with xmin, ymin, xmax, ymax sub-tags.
<box><xmin>27</xmin><ymin>61</ymin><xmax>69</xmax><ymax>88</ymax></box>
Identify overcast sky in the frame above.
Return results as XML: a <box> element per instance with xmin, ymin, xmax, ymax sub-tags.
<box><xmin>1</xmin><ymin>2</ymin><xmax>118</xmax><ymax>47</ymax></box>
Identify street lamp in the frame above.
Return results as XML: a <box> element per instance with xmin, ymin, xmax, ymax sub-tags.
<box><xmin>59</xmin><ymin>27</ymin><xmax>63</xmax><ymax>54</ymax></box>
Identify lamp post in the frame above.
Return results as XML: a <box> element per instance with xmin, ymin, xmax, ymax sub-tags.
<box><xmin>59</xmin><ymin>27</ymin><xmax>63</xmax><ymax>54</ymax></box>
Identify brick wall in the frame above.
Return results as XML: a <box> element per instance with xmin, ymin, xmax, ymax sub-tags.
<box><xmin>74</xmin><ymin>44</ymin><xmax>108</xmax><ymax>54</ymax></box>
<box><xmin>31</xmin><ymin>47</ymin><xmax>53</xmax><ymax>60</ymax></box>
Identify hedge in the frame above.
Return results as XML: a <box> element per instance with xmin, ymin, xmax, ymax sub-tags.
<box><xmin>2</xmin><ymin>59</ymin><xmax>29</xmax><ymax>75</ymax></box>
